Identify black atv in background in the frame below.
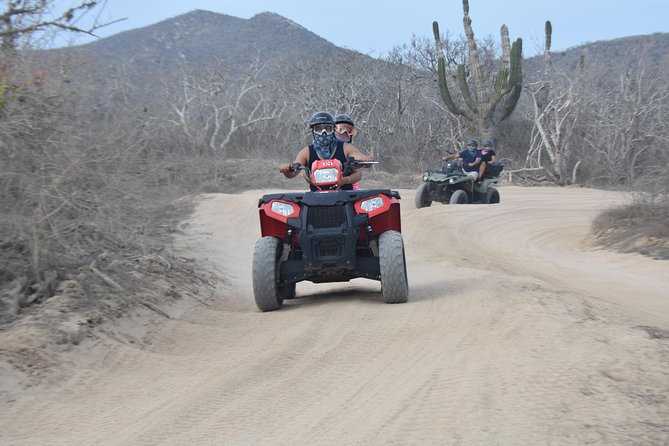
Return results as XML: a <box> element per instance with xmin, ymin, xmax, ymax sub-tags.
<box><xmin>415</xmin><ymin>159</ymin><xmax>503</xmax><ymax>208</ymax></box>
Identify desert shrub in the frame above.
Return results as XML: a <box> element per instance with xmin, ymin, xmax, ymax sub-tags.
<box><xmin>591</xmin><ymin>193</ymin><xmax>669</xmax><ymax>259</ymax></box>
<box><xmin>0</xmin><ymin>55</ymin><xmax>186</xmax><ymax>321</ymax></box>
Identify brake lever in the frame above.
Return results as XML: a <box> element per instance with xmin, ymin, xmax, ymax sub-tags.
<box><xmin>347</xmin><ymin>159</ymin><xmax>378</xmax><ymax>169</ymax></box>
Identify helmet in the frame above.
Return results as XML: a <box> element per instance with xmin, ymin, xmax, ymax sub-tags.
<box><xmin>309</xmin><ymin>111</ymin><xmax>335</xmax><ymax>128</ymax></box>
<box><xmin>467</xmin><ymin>139</ymin><xmax>478</xmax><ymax>148</ymax></box>
<box><xmin>334</xmin><ymin>114</ymin><xmax>354</xmax><ymax>126</ymax></box>
<box><xmin>483</xmin><ymin>139</ymin><xmax>494</xmax><ymax>147</ymax></box>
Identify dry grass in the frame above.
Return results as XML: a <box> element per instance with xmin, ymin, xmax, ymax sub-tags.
<box><xmin>591</xmin><ymin>195</ymin><xmax>669</xmax><ymax>260</ymax></box>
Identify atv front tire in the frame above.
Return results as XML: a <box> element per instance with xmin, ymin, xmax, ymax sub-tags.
<box><xmin>379</xmin><ymin>231</ymin><xmax>409</xmax><ymax>304</ymax></box>
<box><xmin>414</xmin><ymin>183</ymin><xmax>432</xmax><ymax>209</ymax></box>
<box><xmin>450</xmin><ymin>189</ymin><xmax>468</xmax><ymax>204</ymax></box>
<box><xmin>252</xmin><ymin>236</ymin><xmax>284</xmax><ymax>311</ymax></box>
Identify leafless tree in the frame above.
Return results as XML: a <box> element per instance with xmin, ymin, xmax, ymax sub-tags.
<box><xmin>0</xmin><ymin>0</ymin><xmax>121</xmax><ymax>54</ymax></box>
<box><xmin>582</xmin><ymin>61</ymin><xmax>669</xmax><ymax>187</ymax></box>
<box><xmin>518</xmin><ymin>22</ymin><xmax>584</xmax><ymax>184</ymax></box>
<box><xmin>524</xmin><ymin>72</ymin><xmax>582</xmax><ymax>183</ymax></box>
<box><xmin>165</xmin><ymin>58</ymin><xmax>287</xmax><ymax>156</ymax></box>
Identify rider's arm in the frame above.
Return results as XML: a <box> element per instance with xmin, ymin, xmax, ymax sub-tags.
<box><xmin>343</xmin><ymin>143</ymin><xmax>371</xmax><ymax>162</ymax></box>
<box><xmin>340</xmin><ymin>168</ymin><xmax>363</xmax><ymax>187</ymax></box>
<box><xmin>279</xmin><ymin>147</ymin><xmax>309</xmax><ymax>178</ymax></box>
<box><xmin>341</xmin><ymin>144</ymin><xmax>370</xmax><ymax>186</ymax></box>
<box><xmin>468</xmin><ymin>156</ymin><xmax>482</xmax><ymax>168</ymax></box>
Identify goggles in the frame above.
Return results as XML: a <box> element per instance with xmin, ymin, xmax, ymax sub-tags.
<box><xmin>312</xmin><ymin>123</ymin><xmax>335</xmax><ymax>135</ymax></box>
<box><xmin>335</xmin><ymin>123</ymin><xmax>356</xmax><ymax>136</ymax></box>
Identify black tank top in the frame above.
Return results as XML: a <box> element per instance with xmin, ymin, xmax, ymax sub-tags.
<box><xmin>307</xmin><ymin>140</ymin><xmax>353</xmax><ymax>191</ymax></box>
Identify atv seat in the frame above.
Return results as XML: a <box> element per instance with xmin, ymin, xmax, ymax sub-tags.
<box><xmin>483</xmin><ymin>162</ymin><xmax>504</xmax><ymax>179</ymax></box>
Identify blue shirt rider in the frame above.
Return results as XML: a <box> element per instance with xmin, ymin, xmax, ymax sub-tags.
<box><xmin>442</xmin><ymin>139</ymin><xmax>482</xmax><ymax>181</ymax></box>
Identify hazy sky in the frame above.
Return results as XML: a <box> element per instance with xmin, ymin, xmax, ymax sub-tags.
<box><xmin>66</xmin><ymin>0</ymin><xmax>668</xmax><ymax>56</ymax></box>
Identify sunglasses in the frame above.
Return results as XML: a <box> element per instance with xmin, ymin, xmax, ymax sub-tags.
<box><xmin>335</xmin><ymin>123</ymin><xmax>356</xmax><ymax>136</ymax></box>
<box><xmin>313</xmin><ymin>124</ymin><xmax>335</xmax><ymax>135</ymax></box>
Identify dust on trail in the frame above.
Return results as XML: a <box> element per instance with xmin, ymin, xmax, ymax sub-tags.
<box><xmin>2</xmin><ymin>186</ymin><xmax>668</xmax><ymax>445</ymax></box>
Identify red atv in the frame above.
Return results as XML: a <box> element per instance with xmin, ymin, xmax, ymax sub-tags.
<box><xmin>252</xmin><ymin>158</ymin><xmax>409</xmax><ymax>311</ymax></box>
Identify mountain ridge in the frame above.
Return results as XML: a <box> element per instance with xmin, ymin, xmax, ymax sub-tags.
<box><xmin>74</xmin><ymin>9</ymin><xmax>353</xmax><ymax>69</ymax></box>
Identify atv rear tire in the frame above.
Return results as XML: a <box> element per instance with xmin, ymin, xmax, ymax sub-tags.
<box><xmin>450</xmin><ymin>189</ymin><xmax>468</xmax><ymax>204</ymax></box>
<box><xmin>485</xmin><ymin>187</ymin><xmax>500</xmax><ymax>204</ymax></box>
<box><xmin>252</xmin><ymin>237</ymin><xmax>284</xmax><ymax>311</ymax></box>
<box><xmin>414</xmin><ymin>183</ymin><xmax>432</xmax><ymax>209</ymax></box>
<box><xmin>379</xmin><ymin>231</ymin><xmax>409</xmax><ymax>304</ymax></box>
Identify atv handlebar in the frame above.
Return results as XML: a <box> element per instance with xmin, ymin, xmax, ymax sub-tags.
<box><xmin>288</xmin><ymin>158</ymin><xmax>377</xmax><ymax>173</ymax></box>
<box><xmin>288</xmin><ymin>162</ymin><xmax>306</xmax><ymax>173</ymax></box>
<box><xmin>347</xmin><ymin>158</ymin><xmax>378</xmax><ymax>169</ymax></box>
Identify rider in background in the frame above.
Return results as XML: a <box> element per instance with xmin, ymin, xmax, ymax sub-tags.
<box><xmin>279</xmin><ymin>111</ymin><xmax>370</xmax><ymax>191</ymax></box>
<box><xmin>334</xmin><ymin>114</ymin><xmax>361</xmax><ymax>190</ymax></box>
<box><xmin>442</xmin><ymin>139</ymin><xmax>482</xmax><ymax>181</ymax></box>
<box><xmin>478</xmin><ymin>139</ymin><xmax>497</xmax><ymax>180</ymax></box>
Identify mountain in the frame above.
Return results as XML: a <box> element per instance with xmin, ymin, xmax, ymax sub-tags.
<box><xmin>62</xmin><ymin>9</ymin><xmax>669</xmax><ymax>89</ymax></box>
<box><xmin>53</xmin><ymin>9</ymin><xmax>669</xmax><ymax>151</ymax></box>
<box><xmin>552</xmin><ymin>32</ymin><xmax>669</xmax><ymax>73</ymax></box>
<box><xmin>71</xmin><ymin>10</ymin><xmax>359</xmax><ymax>72</ymax></box>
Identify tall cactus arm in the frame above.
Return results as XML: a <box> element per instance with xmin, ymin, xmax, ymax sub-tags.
<box><xmin>543</xmin><ymin>21</ymin><xmax>553</xmax><ymax>74</ymax></box>
<box><xmin>493</xmin><ymin>65</ymin><xmax>509</xmax><ymax>99</ymax></box>
<box><xmin>491</xmin><ymin>37</ymin><xmax>521</xmax><ymax>104</ymax></box>
<box><xmin>489</xmin><ymin>38</ymin><xmax>522</xmax><ymax>124</ymax></box>
<box><xmin>497</xmin><ymin>41</ymin><xmax>523</xmax><ymax>122</ymax></box>
<box><xmin>507</xmin><ymin>39</ymin><xmax>522</xmax><ymax>89</ymax></box>
<box><xmin>499</xmin><ymin>83</ymin><xmax>522</xmax><ymax>121</ymax></box>
<box><xmin>433</xmin><ymin>21</ymin><xmax>465</xmax><ymax>116</ymax></box>
<box><xmin>491</xmin><ymin>26</ymin><xmax>512</xmax><ymax>102</ymax></box>
<box><xmin>437</xmin><ymin>57</ymin><xmax>463</xmax><ymax>115</ymax></box>
<box><xmin>545</xmin><ymin>21</ymin><xmax>552</xmax><ymax>52</ymax></box>
<box><xmin>457</xmin><ymin>64</ymin><xmax>478</xmax><ymax>113</ymax></box>
<box><xmin>461</xmin><ymin>0</ymin><xmax>484</xmax><ymax>104</ymax></box>
<box><xmin>432</xmin><ymin>22</ymin><xmax>443</xmax><ymax>57</ymax></box>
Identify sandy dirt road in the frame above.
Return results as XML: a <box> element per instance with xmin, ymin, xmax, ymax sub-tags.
<box><xmin>2</xmin><ymin>186</ymin><xmax>668</xmax><ymax>445</ymax></box>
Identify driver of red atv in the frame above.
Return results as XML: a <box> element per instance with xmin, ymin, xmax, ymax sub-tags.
<box><xmin>279</xmin><ymin>111</ymin><xmax>371</xmax><ymax>191</ymax></box>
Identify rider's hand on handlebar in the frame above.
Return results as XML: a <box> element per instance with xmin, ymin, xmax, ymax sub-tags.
<box><xmin>359</xmin><ymin>154</ymin><xmax>374</xmax><ymax>168</ymax></box>
<box><xmin>279</xmin><ymin>163</ymin><xmax>292</xmax><ymax>174</ymax></box>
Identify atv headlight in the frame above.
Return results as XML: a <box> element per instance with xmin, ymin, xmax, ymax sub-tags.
<box><xmin>313</xmin><ymin>168</ymin><xmax>338</xmax><ymax>184</ymax></box>
<box><xmin>449</xmin><ymin>178</ymin><xmax>455</xmax><ymax>184</ymax></box>
<box><xmin>360</xmin><ymin>196</ymin><xmax>385</xmax><ymax>212</ymax></box>
<box><xmin>271</xmin><ymin>201</ymin><xmax>297</xmax><ymax>217</ymax></box>
<box><xmin>422</xmin><ymin>175</ymin><xmax>428</xmax><ymax>182</ymax></box>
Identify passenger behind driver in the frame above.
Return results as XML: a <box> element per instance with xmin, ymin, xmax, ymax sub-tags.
<box><xmin>279</xmin><ymin>111</ymin><xmax>370</xmax><ymax>191</ymax></box>
<box><xmin>442</xmin><ymin>139</ymin><xmax>482</xmax><ymax>180</ymax></box>
<box><xmin>334</xmin><ymin>114</ymin><xmax>361</xmax><ymax>190</ymax></box>
<box><xmin>478</xmin><ymin>139</ymin><xmax>497</xmax><ymax>180</ymax></box>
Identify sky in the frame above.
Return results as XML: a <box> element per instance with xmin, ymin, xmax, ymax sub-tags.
<box><xmin>63</xmin><ymin>0</ymin><xmax>669</xmax><ymax>57</ymax></box>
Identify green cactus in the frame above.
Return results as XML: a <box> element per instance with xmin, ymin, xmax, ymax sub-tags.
<box><xmin>433</xmin><ymin>0</ymin><xmax>523</xmax><ymax>138</ymax></box>
<box><xmin>543</xmin><ymin>21</ymin><xmax>553</xmax><ymax>74</ymax></box>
